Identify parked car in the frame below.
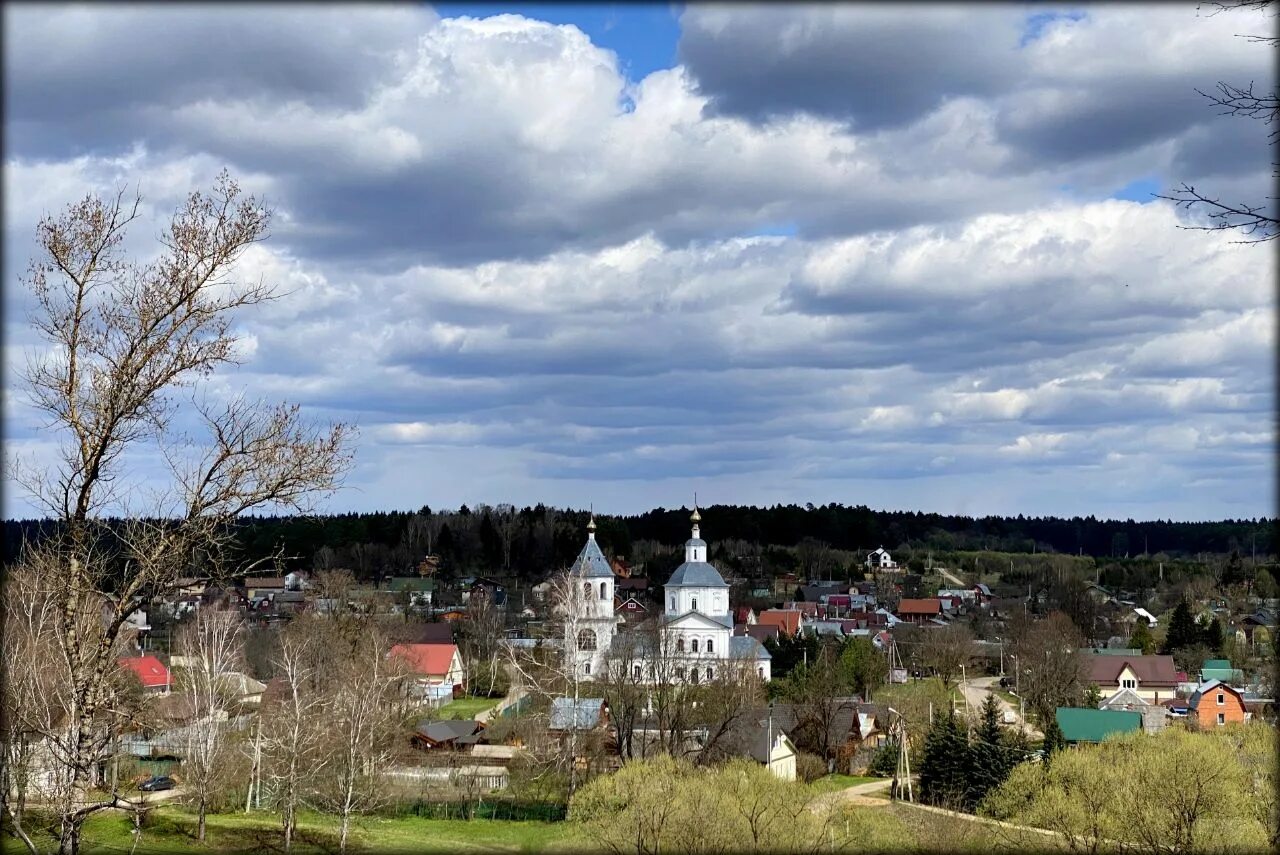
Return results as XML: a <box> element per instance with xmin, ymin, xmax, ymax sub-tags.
<box><xmin>139</xmin><ymin>775</ymin><xmax>176</xmax><ymax>792</ymax></box>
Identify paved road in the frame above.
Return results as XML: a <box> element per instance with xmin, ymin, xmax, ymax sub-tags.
<box><xmin>812</xmin><ymin>777</ymin><xmax>895</xmax><ymax>809</ymax></box>
<box><xmin>960</xmin><ymin>676</ymin><xmax>1041</xmax><ymax>739</ymax></box>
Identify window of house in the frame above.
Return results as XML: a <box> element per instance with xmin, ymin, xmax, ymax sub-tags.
<box><xmin>706</xmin><ymin>638</ymin><xmax>714</xmax><ymax>654</ymax></box>
<box><xmin>1217</xmin><ymin>713</ymin><xmax>1225</xmax><ymax>725</ymax></box>
<box><xmin>691</xmin><ymin>639</ymin><xmax>699</xmax><ymax>653</ymax></box>
<box><xmin>1216</xmin><ymin>693</ymin><xmax>1225</xmax><ymax>706</ymax></box>
<box><xmin>1121</xmin><ymin>678</ymin><xmax>1136</xmax><ymax>689</ymax></box>
<box><xmin>578</xmin><ymin>629</ymin><xmax>597</xmax><ymax>651</ymax></box>
<box><xmin>600</xmin><ymin>582</ymin><xmax>608</xmax><ymax>600</ymax></box>
<box><xmin>676</xmin><ymin>638</ymin><xmax>685</xmax><ymax>653</ymax></box>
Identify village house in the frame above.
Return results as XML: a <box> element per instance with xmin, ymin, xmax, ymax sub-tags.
<box><xmin>1055</xmin><ymin>707</ymin><xmax>1142</xmax><ymax>744</ymax></box>
<box><xmin>118</xmin><ymin>654</ymin><xmax>171</xmax><ymax>695</ymax></box>
<box><xmin>895</xmin><ymin>598</ymin><xmax>943</xmax><ymax>624</ymax></box>
<box><xmin>756</xmin><ymin>608</ymin><xmax>804</xmax><ymax>637</ymax></box>
<box><xmin>1098</xmin><ymin>688</ymin><xmax>1169</xmax><ymax>733</ymax></box>
<box><xmin>865</xmin><ymin>547</ymin><xmax>897</xmax><ymax>570</ymax></box>
<box><xmin>410</xmin><ymin>719</ymin><xmax>486</xmax><ymax>751</ymax></box>
<box><xmin>724</xmin><ymin>713</ymin><xmax>799</xmax><ymax>781</ymax></box>
<box><xmin>1188</xmin><ymin>679</ymin><xmax>1248</xmax><ymax>729</ymax></box>
<box><xmin>1082</xmin><ymin>653</ymin><xmax>1180</xmax><ymax>704</ymax></box>
<box><xmin>390</xmin><ymin>642</ymin><xmax>467</xmax><ymax>702</ymax></box>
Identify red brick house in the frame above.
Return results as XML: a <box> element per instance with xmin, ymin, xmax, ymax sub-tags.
<box><xmin>1188</xmin><ymin>680</ymin><xmax>1248</xmax><ymax>729</ymax></box>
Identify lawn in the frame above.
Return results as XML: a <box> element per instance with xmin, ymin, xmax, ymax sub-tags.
<box><xmin>436</xmin><ymin>696</ymin><xmax>501</xmax><ymax>720</ymax></box>
<box><xmin>5</xmin><ymin>806</ymin><xmax>583</xmax><ymax>854</ymax></box>
<box><xmin>809</xmin><ymin>774</ymin><xmax>883</xmax><ymax>794</ymax></box>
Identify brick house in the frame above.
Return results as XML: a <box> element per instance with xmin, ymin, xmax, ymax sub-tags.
<box><xmin>1188</xmin><ymin>680</ymin><xmax>1248</xmax><ymax>729</ymax></box>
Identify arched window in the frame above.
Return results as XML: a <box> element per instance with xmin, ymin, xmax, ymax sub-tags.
<box><xmin>633</xmin><ymin>664</ymin><xmax>642</xmax><ymax>680</ymax></box>
<box><xmin>676</xmin><ymin>667</ymin><xmax>686</xmax><ymax>681</ymax></box>
<box><xmin>600</xmin><ymin>582</ymin><xmax>608</xmax><ymax>600</ymax></box>
<box><xmin>706</xmin><ymin>638</ymin><xmax>714</xmax><ymax>654</ymax></box>
<box><xmin>690</xmin><ymin>668</ymin><xmax>699</xmax><ymax>684</ymax></box>
<box><xmin>583</xmin><ymin>582</ymin><xmax>591</xmax><ymax>598</ymax></box>
<box><xmin>758</xmin><ymin>666</ymin><xmax>765</xmax><ymax>679</ymax></box>
<box><xmin>584</xmin><ymin>662</ymin><xmax>592</xmax><ymax>676</ymax></box>
<box><xmin>649</xmin><ymin>664</ymin><xmax>656</xmax><ymax>679</ymax></box>
<box><xmin>692</xmin><ymin>597</ymin><xmax>698</xmax><ymax>611</ymax></box>
<box><xmin>691</xmin><ymin>639</ymin><xmax>700</xmax><ymax>653</ymax></box>
<box><xmin>670</xmin><ymin>597</ymin><xmax>676</xmax><ymax>611</ymax></box>
<box><xmin>676</xmin><ymin>637</ymin><xmax>685</xmax><ymax>653</ymax></box>
<box><xmin>706</xmin><ymin>667</ymin><xmax>714</xmax><ymax>682</ymax></box>
<box><xmin>578</xmin><ymin>629</ymin><xmax>597</xmax><ymax>651</ymax></box>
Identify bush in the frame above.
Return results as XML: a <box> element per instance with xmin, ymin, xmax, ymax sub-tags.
<box><xmin>795</xmin><ymin>751</ymin><xmax>827</xmax><ymax>783</ymax></box>
<box><xmin>868</xmin><ymin>742</ymin><xmax>898</xmax><ymax>777</ymax></box>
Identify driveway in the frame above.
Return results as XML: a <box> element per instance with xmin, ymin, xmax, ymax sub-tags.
<box><xmin>961</xmin><ymin>676</ymin><xmax>1041</xmax><ymax>739</ymax></box>
<box><xmin>812</xmin><ymin>777</ymin><xmax>895</xmax><ymax>809</ymax></box>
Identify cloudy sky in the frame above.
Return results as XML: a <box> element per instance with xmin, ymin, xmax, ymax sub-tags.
<box><xmin>3</xmin><ymin>3</ymin><xmax>1275</xmax><ymax>522</ymax></box>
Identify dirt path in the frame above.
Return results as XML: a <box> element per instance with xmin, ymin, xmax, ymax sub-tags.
<box><xmin>960</xmin><ymin>676</ymin><xmax>1042</xmax><ymax>738</ymax></box>
<box><xmin>936</xmin><ymin>566</ymin><xmax>966</xmax><ymax>587</ymax></box>
<box><xmin>812</xmin><ymin>777</ymin><xmax>895</xmax><ymax>809</ymax></box>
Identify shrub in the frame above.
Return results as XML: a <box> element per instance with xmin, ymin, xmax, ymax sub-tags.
<box><xmin>795</xmin><ymin>751</ymin><xmax>827</xmax><ymax>783</ymax></box>
<box><xmin>868</xmin><ymin>742</ymin><xmax>898</xmax><ymax>777</ymax></box>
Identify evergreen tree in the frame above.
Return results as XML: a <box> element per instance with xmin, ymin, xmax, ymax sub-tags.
<box><xmin>967</xmin><ymin>695</ymin><xmax>1016</xmax><ymax>810</ymax></box>
<box><xmin>1084</xmin><ymin>683</ymin><xmax>1103</xmax><ymax>707</ymax></box>
<box><xmin>1128</xmin><ymin>621</ymin><xmax>1155</xmax><ymax>655</ymax></box>
<box><xmin>1199</xmin><ymin>617</ymin><xmax>1224</xmax><ymax>655</ymax></box>
<box><xmin>1040</xmin><ymin>713</ymin><xmax>1066</xmax><ymax>763</ymax></box>
<box><xmin>1161</xmin><ymin>599</ymin><xmax>1199</xmax><ymax>654</ymax></box>
<box><xmin>919</xmin><ymin>710</ymin><xmax>971</xmax><ymax>809</ymax></box>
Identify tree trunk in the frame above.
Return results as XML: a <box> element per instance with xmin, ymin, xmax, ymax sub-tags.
<box><xmin>198</xmin><ymin>801</ymin><xmax>207</xmax><ymax>842</ymax></box>
<box><xmin>58</xmin><ymin>814</ymin><xmax>82</xmax><ymax>855</ymax></box>
<box><xmin>339</xmin><ymin>811</ymin><xmax>350</xmax><ymax>854</ymax></box>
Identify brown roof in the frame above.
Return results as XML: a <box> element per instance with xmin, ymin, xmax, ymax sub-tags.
<box><xmin>897</xmin><ymin>598</ymin><xmax>942</xmax><ymax>616</ymax></box>
<box><xmin>1084</xmin><ymin>654</ymin><xmax>1179</xmax><ymax>687</ymax></box>
<box><xmin>757</xmin><ymin>609</ymin><xmax>802</xmax><ymax>636</ymax></box>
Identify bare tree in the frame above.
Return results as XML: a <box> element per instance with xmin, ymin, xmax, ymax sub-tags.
<box><xmin>260</xmin><ymin>614</ymin><xmax>327</xmax><ymax>850</ymax></box>
<box><xmin>6</xmin><ymin>173</ymin><xmax>353</xmax><ymax>855</ymax></box>
<box><xmin>1158</xmin><ymin>0</ymin><xmax>1277</xmax><ymax>242</ymax></box>
<box><xmin>173</xmin><ymin>607</ymin><xmax>245</xmax><ymax>841</ymax></box>
<box><xmin>312</xmin><ymin>629</ymin><xmax>411</xmax><ymax>854</ymax></box>
<box><xmin>1011</xmin><ymin>612</ymin><xmax>1086</xmax><ymax>724</ymax></box>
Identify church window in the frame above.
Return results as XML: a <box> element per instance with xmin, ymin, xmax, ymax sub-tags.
<box><xmin>758</xmin><ymin>667</ymin><xmax>765</xmax><ymax>679</ymax></box>
<box><xmin>671</xmin><ymin>597</ymin><xmax>676</xmax><ymax>611</ymax></box>
<box><xmin>706</xmin><ymin>667</ymin><xmax>714</xmax><ymax>681</ymax></box>
<box><xmin>691</xmin><ymin>639</ymin><xmax>699</xmax><ymax>653</ymax></box>
<box><xmin>692</xmin><ymin>597</ymin><xmax>698</xmax><ymax>611</ymax></box>
<box><xmin>690</xmin><ymin>669</ymin><xmax>699</xmax><ymax>684</ymax></box>
<box><xmin>600</xmin><ymin>582</ymin><xmax>608</xmax><ymax>600</ymax></box>
<box><xmin>578</xmin><ymin>629</ymin><xmax>597</xmax><ymax>651</ymax></box>
<box><xmin>676</xmin><ymin>667</ymin><xmax>685</xmax><ymax>681</ymax></box>
<box><xmin>583</xmin><ymin>582</ymin><xmax>591</xmax><ymax>598</ymax></box>
<box><xmin>584</xmin><ymin>662</ymin><xmax>591</xmax><ymax>676</ymax></box>
<box><xmin>633</xmin><ymin>664</ymin><xmax>642</xmax><ymax>680</ymax></box>
<box><xmin>676</xmin><ymin>638</ymin><xmax>685</xmax><ymax>653</ymax></box>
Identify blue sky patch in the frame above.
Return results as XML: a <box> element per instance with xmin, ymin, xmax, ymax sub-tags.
<box><xmin>1020</xmin><ymin>8</ymin><xmax>1087</xmax><ymax>47</ymax></box>
<box><xmin>1111</xmin><ymin>176</ymin><xmax>1162</xmax><ymax>203</ymax></box>
<box><xmin>434</xmin><ymin>3</ymin><xmax>684</xmax><ymax>82</ymax></box>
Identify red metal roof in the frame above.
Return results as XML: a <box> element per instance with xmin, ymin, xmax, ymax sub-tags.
<box><xmin>757</xmin><ymin>609</ymin><xmax>802</xmax><ymax>636</ymax></box>
<box><xmin>897</xmin><ymin>598</ymin><xmax>942</xmax><ymax>615</ymax></box>
<box><xmin>118</xmin><ymin>655</ymin><xmax>170</xmax><ymax>689</ymax></box>
<box><xmin>390</xmin><ymin>643</ymin><xmax>459</xmax><ymax>677</ymax></box>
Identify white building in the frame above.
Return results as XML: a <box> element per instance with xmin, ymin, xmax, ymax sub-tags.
<box><xmin>865</xmin><ymin>547</ymin><xmax>897</xmax><ymax>570</ymax></box>
<box><xmin>567</xmin><ymin>508</ymin><xmax>771</xmax><ymax>683</ymax></box>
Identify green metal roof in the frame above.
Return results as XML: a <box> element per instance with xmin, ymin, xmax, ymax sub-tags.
<box><xmin>1055</xmin><ymin>707</ymin><xmax>1141</xmax><ymax>743</ymax></box>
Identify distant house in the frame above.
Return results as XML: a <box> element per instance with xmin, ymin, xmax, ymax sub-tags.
<box><xmin>390</xmin><ymin>643</ymin><xmax>466</xmax><ymax>697</ymax></box>
<box><xmin>896</xmin><ymin>598</ymin><xmax>942</xmax><ymax>624</ymax></box>
<box><xmin>1188</xmin><ymin>680</ymin><xmax>1248</xmax><ymax>729</ymax></box>
<box><xmin>734</xmin><ymin>606</ymin><xmax>757</xmax><ymax>625</ymax></box>
<box><xmin>1082</xmin><ymin>653</ymin><xmax>1179</xmax><ymax>704</ymax></box>
<box><xmin>756</xmin><ymin>609</ymin><xmax>804</xmax><ymax>637</ymax></box>
<box><xmin>784</xmin><ymin>601</ymin><xmax>820</xmax><ymax>619</ymax></box>
<box><xmin>725</xmin><ymin>713</ymin><xmax>799</xmax><ymax>781</ymax></box>
<box><xmin>865</xmin><ymin>548</ymin><xmax>897</xmax><ymax>570</ymax></box>
<box><xmin>615</xmin><ymin>593</ymin><xmax>649</xmax><ymax>622</ymax></box>
<box><xmin>735</xmin><ymin>623</ymin><xmax>781</xmax><ymax>645</ymax></box>
<box><xmin>411</xmin><ymin>719</ymin><xmax>485</xmax><ymax>751</ymax></box>
<box><xmin>1198</xmin><ymin>659</ymin><xmax>1244</xmax><ymax>684</ymax></box>
<box><xmin>244</xmin><ymin>576</ymin><xmax>287</xmax><ymax>600</ymax></box>
<box><xmin>1132</xmin><ymin>607</ymin><xmax>1158</xmax><ymax>628</ymax></box>
<box><xmin>1098</xmin><ymin>688</ymin><xmax>1168</xmax><ymax>733</ymax></box>
<box><xmin>1160</xmin><ymin>697</ymin><xmax>1191</xmax><ymax>718</ymax></box>
<box><xmin>1055</xmin><ymin>707</ymin><xmax>1142</xmax><ymax>744</ymax></box>
<box><xmin>549</xmin><ymin>698</ymin><xmax>610</xmax><ymax>732</ymax></box>
<box><xmin>384</xmin><ymin>577</ymin><xmax>435</xmax><ymax>607</ymax></box>
<box><xmin>118</xmin><ymin>655</ymin><xmax>171</xmax><ymax>695</ymax></box>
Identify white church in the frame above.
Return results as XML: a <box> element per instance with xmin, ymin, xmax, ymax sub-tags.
<box><xmin>565</xmin><ymin>508</ymin><xmax>772</xmax><ymax>683</ymax></box>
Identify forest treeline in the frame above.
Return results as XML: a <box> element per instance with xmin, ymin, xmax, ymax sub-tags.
<box><xmin>4</xmin><ymin>504</ymin><xmax>1274</xmax><ymax>583</ymax></box>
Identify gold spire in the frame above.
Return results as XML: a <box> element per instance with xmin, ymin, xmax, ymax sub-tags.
<box><xmin>691</xmin><ymin>494</ymin><xmax>701</xmax><ymax>523</ymax></box>
<box><xmin>587</xmin><ymin>514</ymin><xmax>597</xmax><ymax>532</ymax></box>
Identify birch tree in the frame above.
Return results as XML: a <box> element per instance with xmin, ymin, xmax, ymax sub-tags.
<box><xmin>173</xmin><ymin>606</ymin><xmax>244</xmax><ymax>842</ymax></box>
<box><xmin>6</xmin><ymin>172</ymin><xmax>353</xmax><ymax>855</ymax></box>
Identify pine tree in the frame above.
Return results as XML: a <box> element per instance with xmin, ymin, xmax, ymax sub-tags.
<box><xmin>1128</xmin><ymin>621</ymin><xmax>1155</xmax><ymax>655</ymax></box>
<box><xmin>1161</xmin><ymin>598</ymin><xmax>1199</xmax><ymax>654</ymax></box>
<box><xmin>1199</xmin><ymin>617</ymin><xmax>1224</xmax><ymax>656</ymax></box>
<box><xmin>1040</xmin><ymin>714</ymin><xmax>1066</xmax><ymax>764</ymax></box>
<box><xmin>919</xmin><ymin>710</ymin><xmax>970</xmax><ymax>809</ymax></box>
<box><xmin>966</xmin><ymin>695</ymin><xmax>1014</xmax><ymax>810</ymax></box>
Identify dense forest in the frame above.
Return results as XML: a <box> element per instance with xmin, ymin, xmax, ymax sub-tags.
<box><xmin>4</xmin><ymin>504</ymin><xmax>1274</xmax><ymax>584</ymax></box>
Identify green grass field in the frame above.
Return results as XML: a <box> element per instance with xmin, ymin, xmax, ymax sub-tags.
<box><xmin>436</xmin><ymin>696</ymin><xmax>501</xmax><ymax>720</ymax></box>
<box><xmin>4</xmin><ymin>807</ymin><xmax>582</xmax><ymax>854</ymax></box>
